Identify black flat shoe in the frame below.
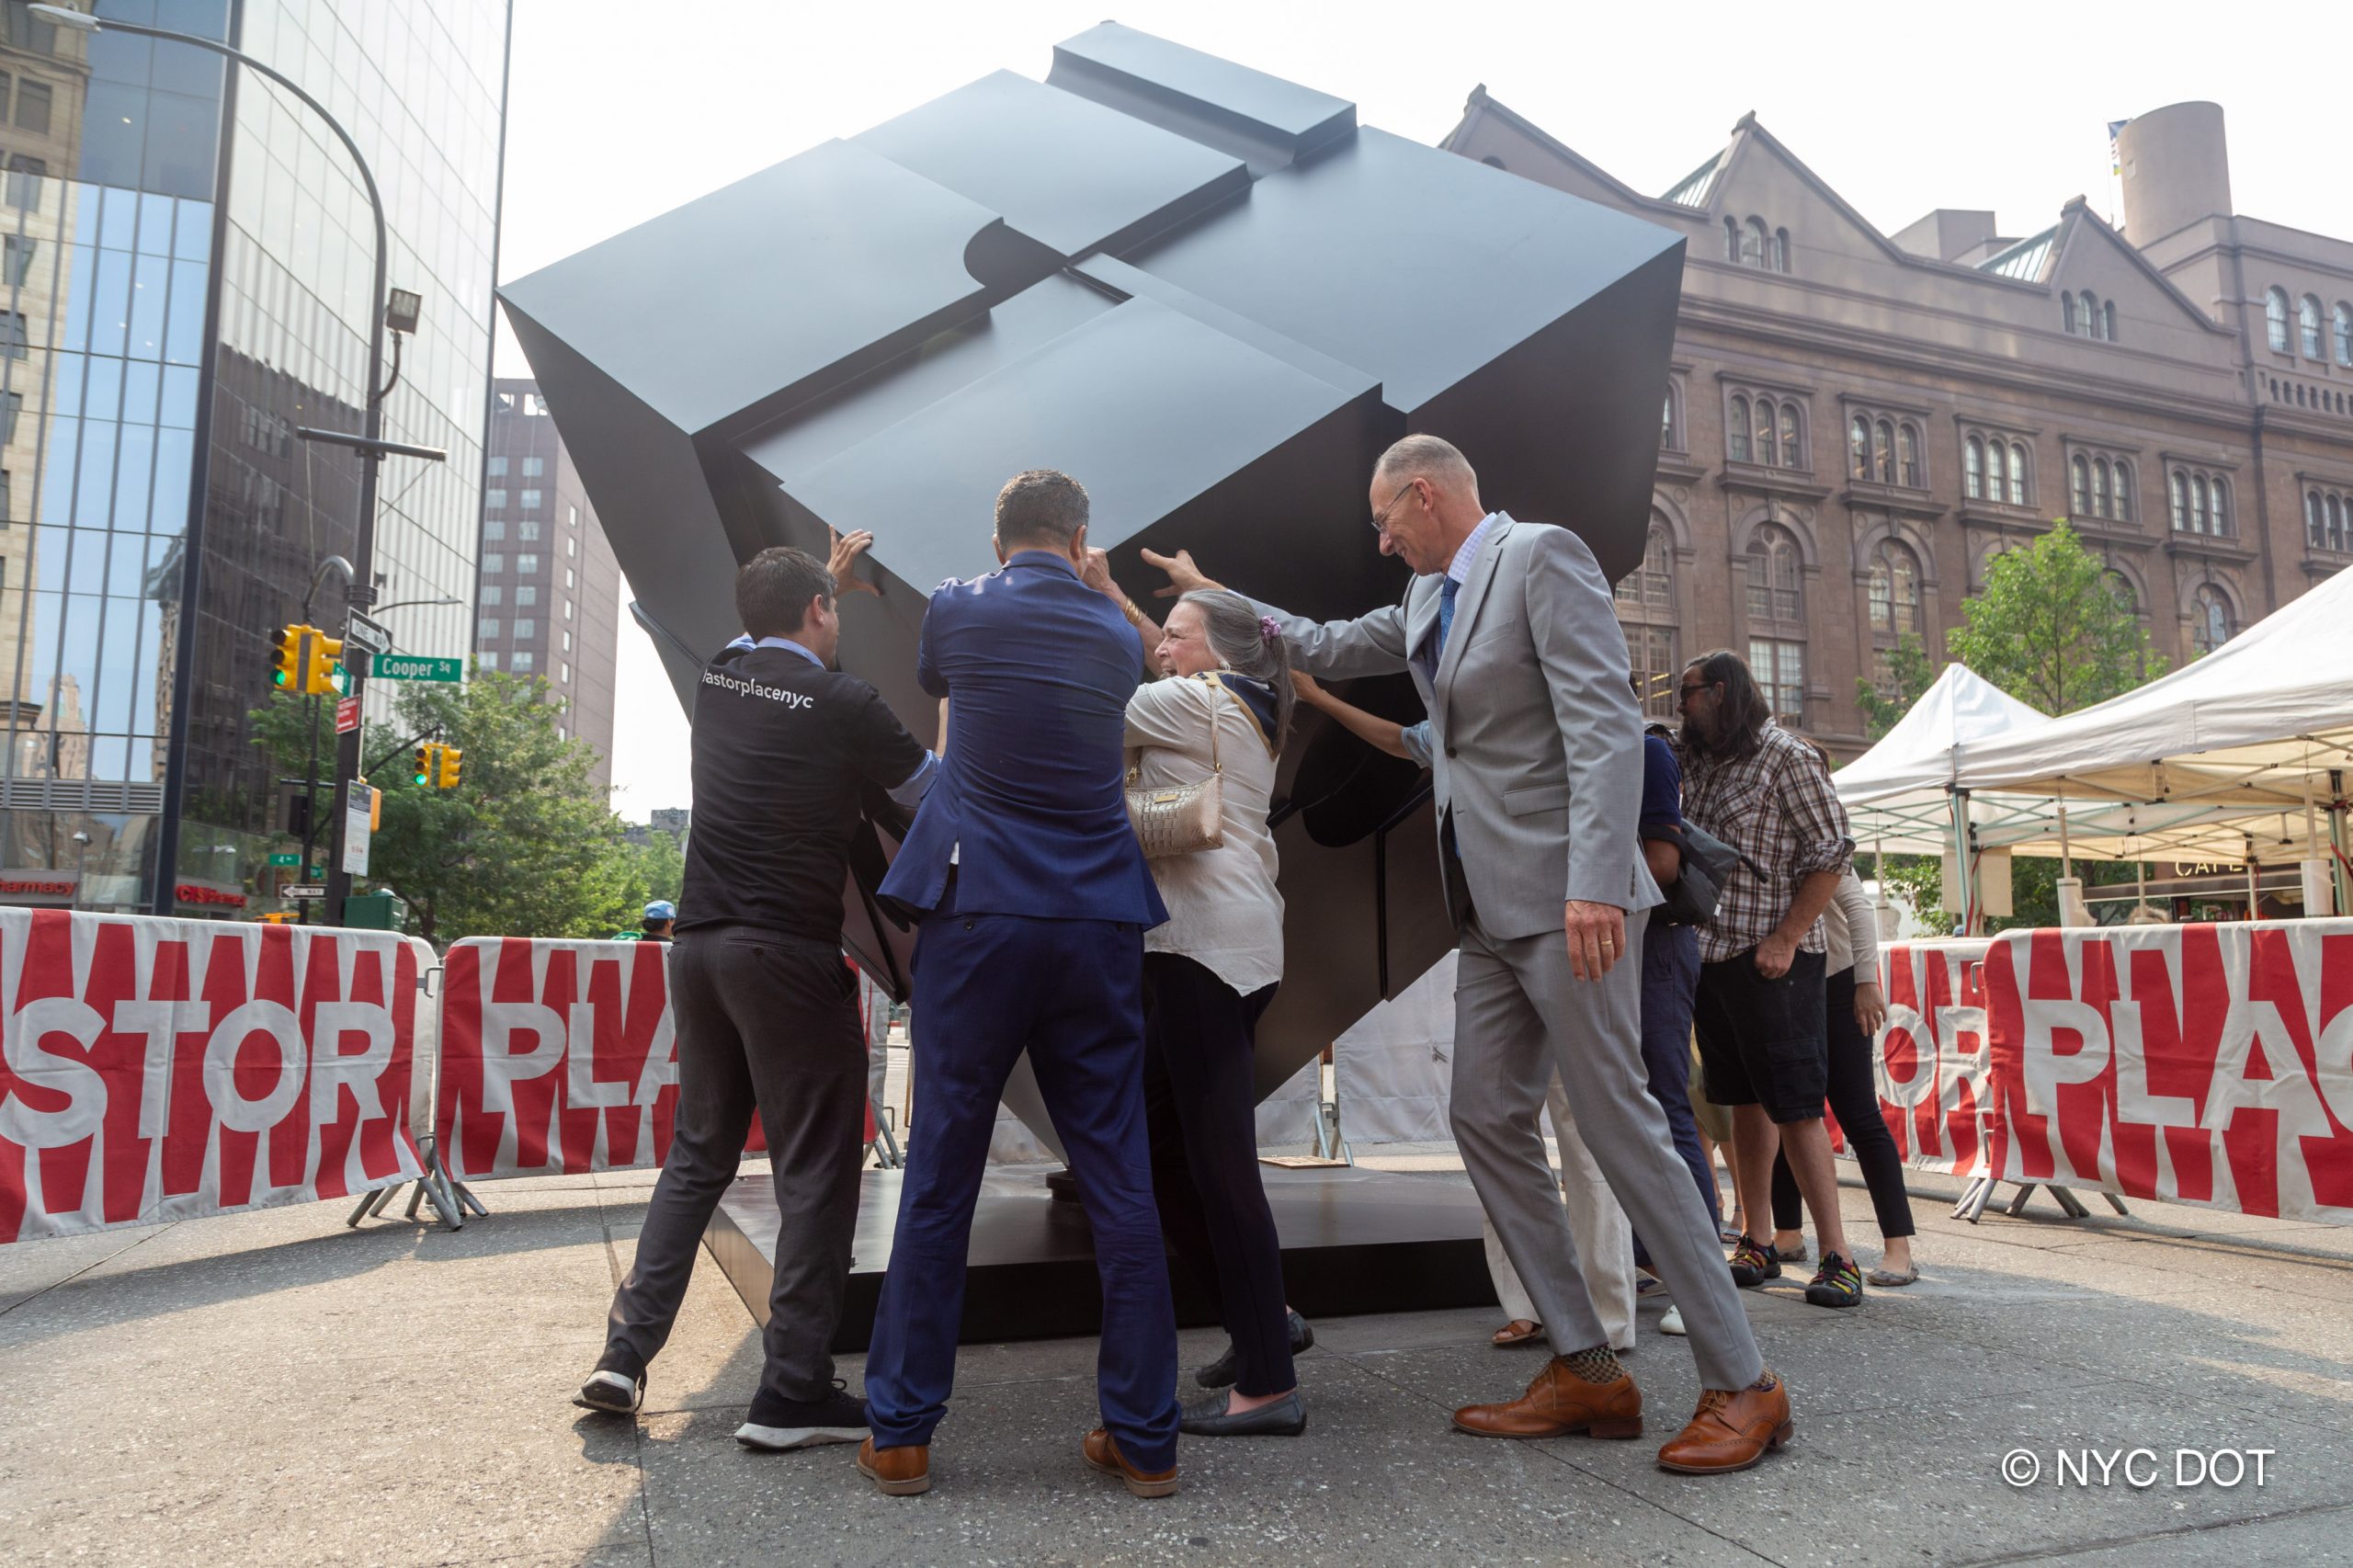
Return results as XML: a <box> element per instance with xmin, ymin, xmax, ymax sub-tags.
<box><xmin>1179</xmin><ymin>1388</ymin><xmax>1307</xmax><ymax>1437</ymax></box>
<box><xmin>1194</xmin><ymin>1310</ymin><xmax>1315</xmax><ymax>1389</ymax></box>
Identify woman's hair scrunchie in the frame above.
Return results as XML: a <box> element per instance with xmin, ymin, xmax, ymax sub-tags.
<box><xmin>1258</xmin><ymin>615</ymin><xmax>1282</xmax><ymax>646</ymax></box>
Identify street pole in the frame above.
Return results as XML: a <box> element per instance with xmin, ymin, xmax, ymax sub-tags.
<box><xmin>33</xmin><ymin>8</ymin><xmax>410</xmax><ymax>927</ymax></box>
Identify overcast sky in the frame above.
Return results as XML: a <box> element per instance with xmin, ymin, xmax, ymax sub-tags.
<box><xmin>493</xmin><ymin>0</ymin><xmax>2353</xmax><ymax>822</ymax></box>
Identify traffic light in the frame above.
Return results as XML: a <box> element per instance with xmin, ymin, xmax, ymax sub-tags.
<box><xmin>302</xmin><ymin>631</ymin><xmax>345</xmax><ymax>696</ymax></box>
<box><xmin>414</xmin><ymin>742</ymin><xmax>436</xmax><ymax>785</ymax></box>
<box><xmin>436</xmin><ymin>746</ymin><xmax>462</xmax><ymax>790</ymax></box>
<box><xmin>273</xmin><ymin>624</ymin><xmax>312</xmax><ymax>690</ymax></box>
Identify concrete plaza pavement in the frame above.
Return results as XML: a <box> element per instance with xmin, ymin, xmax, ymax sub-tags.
<box><xmin>4</xmin><ymin>1152</ymin><xmax>2351</xmax><ymax>1567</ymax></box>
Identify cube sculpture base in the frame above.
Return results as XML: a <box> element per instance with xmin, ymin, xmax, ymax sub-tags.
<box><xmin>706</xmin><ymin>1164</ymin><xmax>1499</xmax><ymax>1351</ymax></box>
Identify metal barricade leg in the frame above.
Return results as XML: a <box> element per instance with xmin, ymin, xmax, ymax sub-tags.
<box><xmin>2102</xmin><ymin>1191</ymin><xmax>2131</xmax><ymax>1215</ymax></box>
<box><xmin>1952</xmin><ymin>1175</ymin><xmax>1997</xmax><ymax>1223</ymax></box>
<box><xmin>2051</xmin><ymin>1185</ymin><xmax>2092</xmax><ymax>1220</ymax></box>
<box><xmin>2005</xmin><ymin>1183</ymin><xmax>2037</xmax><ymax>1217</ymax></box>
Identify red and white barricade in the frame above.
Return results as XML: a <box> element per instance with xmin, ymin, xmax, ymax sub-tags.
<box><xmin>437</xmin><ymin>937</ymin><xmax>683</xmax><ymax>1182</ymax></box>
<box><xmin>1980</xmin><ymin>920</ymin><xmax>2353</xmax><ymax>1225</ymax></box>
<box><xmin>0</xmin><ymin>909</ymin><xmax>433</xmax><ymax>1243</ymax></box>
<box><xmin>1871</xmin><ymin>940</ymin><xmax>1995</xmax><ymax>1179</ymax></box>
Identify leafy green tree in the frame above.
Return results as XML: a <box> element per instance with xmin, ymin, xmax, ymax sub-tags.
<box><xmin>250</xmin><ymin>670</ymin><xmax>647</xmax><ymax>943</ymax></box>
<box><xmin>1859</xmin><ymin>522</ymin><xmax>2165</xmax><ymax>934</ymax></box>
<box><xmin>1945</xmin><ymin>520</ymin><xmax>2163</xmax><ymax>716</ymax></box>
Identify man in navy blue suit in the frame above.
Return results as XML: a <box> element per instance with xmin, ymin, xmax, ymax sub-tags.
<box><xmin>858</xmin><ymin>470</ymin><xmax>1182</xmax><ymax>1500</ymax></box>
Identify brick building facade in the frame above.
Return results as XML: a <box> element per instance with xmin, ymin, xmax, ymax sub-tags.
<box><xmin>1439</xmin><ymin>97</ymin><xmax>2353</xmax><ymax>754</ymax></box>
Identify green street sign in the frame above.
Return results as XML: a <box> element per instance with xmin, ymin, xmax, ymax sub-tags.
<box><xmin>374</xmin><ymin>654</ymin><xmax>464</xmax><ymax>683</ymax></box>
<box><xmin>267</xmin><ymin>852</ymin><xmax>300</xmax><ymax>867</ymax></box>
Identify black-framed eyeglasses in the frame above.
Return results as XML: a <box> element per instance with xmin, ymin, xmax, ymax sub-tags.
<box><xmin>1370</xmin><ymin>478</ymin><xmax>1420</xmax><ymax>534</ymax></box>
<box><xmin>1676</xmin><ymin>681</ymin><xmax>1714</xmax><ymax>707</ymax></box>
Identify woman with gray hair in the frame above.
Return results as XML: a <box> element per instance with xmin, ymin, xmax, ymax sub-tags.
<box><xmin>1086</xmin><ymin>556</ymin><xmax>1310</xmax><ymax>1438</ymax></box>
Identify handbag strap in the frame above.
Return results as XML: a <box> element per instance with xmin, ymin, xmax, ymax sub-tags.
<box><xmin>1203</xmin><ymin>676</ymin><xmax>1224</xmax><ymax>775</ymax></box>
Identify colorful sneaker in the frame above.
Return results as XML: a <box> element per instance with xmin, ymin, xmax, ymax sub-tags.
<box><xmin>1804</xmin><ymin>1251</ymin><xmax>1864</xmax><ymax>1309</ymax></box>
<box><xmin>1727</xmin><ymin>1236</ymin><xmax>1781</xmax><ymax>1289</ymax></box>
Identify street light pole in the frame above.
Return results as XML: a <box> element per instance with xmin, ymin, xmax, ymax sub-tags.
<box><xmin>31</xmin><ymin>6</ymin><xmax>432</xmax><ymax>926</ymax></box>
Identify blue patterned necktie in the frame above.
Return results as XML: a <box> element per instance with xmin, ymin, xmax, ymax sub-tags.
<box><xmin>1433</xmin><ymin>576</ymin><xmax>1461</xmax><ymax>665</ymax></box>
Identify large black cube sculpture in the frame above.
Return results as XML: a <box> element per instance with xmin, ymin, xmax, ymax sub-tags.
<box><xmin>502</xmin><ymin>25</ymin><xmax>1683</xmax><ymax>1121</ymax></box>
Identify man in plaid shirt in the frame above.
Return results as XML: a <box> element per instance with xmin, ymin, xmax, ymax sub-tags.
<box><xmin>1674</xmin><ymin>651</ymin><xmax>1863</xmax><ymax>1309</ymax></box>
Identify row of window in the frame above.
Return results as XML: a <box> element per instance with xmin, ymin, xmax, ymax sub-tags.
<box><xmin>485</xmin><ymin>456</ymin><xmax>544</xmax><ymax>478</ymax></box>
<box><xmin>1616</xmin><ymin>516</ymin><xmax>2243</xmax><ymax>722</ymax></box>
<box><xmin>2265</xmin><ymin>289</ymin><xmax>2353</xmax><ymax>366</ymax></box>
<box><xmin>2310</xmin><ymin>489</ymin><xmax>2353</xmax><ymax>553</ymax></box>
<box><xmin>483</xmin><ymin>488</ymin><xmax>542</xmax><ymax>511</ymax></box>
<box><xmin>1726</xmin><ymin>392</ymin><xmax>1802</xmax><ymax>468</ymax></box>
<box><xmin>480</xmin><ymin>552</ymin><xmax>544</xmax><ymax>574</ymax></box>
<box><xmin>1722</xmin><ymin>216</ymin><xmax>1790</xmax><ymax>272</ymax></box>
<box><xmin>2068</xmin><ymin>454</ymin><xmax>2136</xmax><ymax>522</ymax></box>
<box><xmin>2269</xmin><ymin>377</ymin><xmax>2349</xmax><ymax>415</ymax></box>
<box><xmin>1685</xmin><ymin>386</ymin><xmax>2229</xmax><ymax>538</ymax></box>
<box><xmin>2061</xmin><ymin>291</ymin><xmax>2117</xmax><ymax>341</ymax></box>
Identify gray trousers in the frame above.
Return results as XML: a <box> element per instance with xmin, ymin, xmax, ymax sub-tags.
<box><xmin>1452</xmin><ymin>907</ymin><xmax>1763</xmax><ymax>1391</ymax></box>
<box><xmin>605</xmin><ymin>927</ymin><xmax>868</xmax><ymax>1403</ymax></box>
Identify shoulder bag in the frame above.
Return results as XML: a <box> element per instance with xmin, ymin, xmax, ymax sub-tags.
<box><xmin>1125</xmin><ymin>679</ymin><xmax>1226</xmax><ymax>858</ymax></box>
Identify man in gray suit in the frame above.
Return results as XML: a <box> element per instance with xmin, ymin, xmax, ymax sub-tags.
<box><xmin>1144</xmin><ymin>436</ymin><xmax>1792</xmax><ymax>1475</ymax></box>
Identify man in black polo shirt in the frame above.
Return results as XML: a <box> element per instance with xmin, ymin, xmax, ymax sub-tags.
<box><xmin>574</xmin><ymin>539</ymin><xmax>936</xmax><ymax>1454</ymax></box>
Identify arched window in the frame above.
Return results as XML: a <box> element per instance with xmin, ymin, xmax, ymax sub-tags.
<box><xmin>2072</xmin><ymin>455</ymin><xmax>2091</xmax><ymax>517</ymax></box>
<box><xmin>1965</xmin><ymin>436</ymin><xmax>1985</xmax><ymax>499</ymax></box>
<box><xmin>1779</xmin><ymin>403</ymin><xmax>1801</xmax><ymax>468</ymax></box>
<box><xmin>1617</xmin><ymin>518</ymin><xmax>1679</xmax><ymax>715</ymax></box>
<box><xmin>2311</xmin><ymin>492</ymin><xmax>2327</xmax><ymax>550</ymax></box>
<box><xmin>2105</xmin><ymin>568</ymin><xmax>2139</xmax><ymax>616</ymax></box>
<box><xmin>1849</xmin><ymin>415</ymin><xmax>1871</xmax><ymax>480</ymax></box>
<box><xmin>1661</xmin><ymin>386</ymin><xmax>1680</xmax><ymax>450</ymax></box>
<box><xmin>1873</xmin><ymin>418</ymin><xmax>1894</xmax><ymax>483</ymax></box>
<box><xmin>2300</xmin><ymin>294</ymin><xmax>2325</xmax><ymax>358</ymax></box>
<box><xmin>2115</xmin><ymin>459</ymin><xmax>2133</xmax><ymax>521</ymax></box>
<box><xmin>2170</xmin><ymin>470</ymin><xmax>2189</xmax><ymax>530</ymax></box>
<box><xmin>2007</xmin><ymin>441</ymin><xmax>2029</xmax><ymax>506</ymax></box>
<box><xmin>2103</xmin><ymin>300</ymin><xmax>2118</xmax><ymax>341</ymax></box>
<box><xmin>1742</xmin><ymin>218</ymin><xmax>1766</xmax><ymax>268</ymax></box>
<box><xmin>1728</xmin><ymin>394</ymin><xmax>1751</xmax><ymax>462</ymax></box>
<box><xmin>2093</xmin><ymin>458</ymin><xmax>2112</xmax><ymax>519</ymax></box>
<box><xmin>1984</xmin><ymin>440</ymin><xmax>2007</xmax><ymax>506</ymax></box>
<box><xmin>1754</xmin><ymin>396</ymin><xmax>1777</xmax><ymax>467</ymax></box>
<box><xmin>1898</xmin><ymin>424</ymin><xmax>1921</xmax><ymax>488</ymax></box>
<box><xmin>1745</xmin><ymin>523</ymin><xmax>1806</xmax><ymax>723</ymax></box>
<box><xmin>2336</xmin><ymin>302</ymin><xmax>2353</xmax><ymax>368</ymax></box>
<box><xmin>2330</xmin><ymin>494</ymin><xmax>2345</xmax><ymax>552</ymax></box>
<box><xmin>1867</xmin><ymin>540</ymin><xmax>1923</xmax><ymax>640</ymax></box>
<box><xmin>2062</xmin><ymin>292</ymin><xmax>2078</xmax><ymax>335</ymax></box>
<box><xmin>2212</xmin><ymin>476</ymin><xmax>2230</xmax><ymax>533</ymax></box>
<box><xmin>1745</xmin><ymin>524</ymin><xmax>1803</xmax><ymax>624</ymax></box>
<box><xmin>2192</xmin><ymin>475</ymin><xmax>2211</xmax><ymax>533</ymax></box>
<box><xmin>1724</xmin><ymin>218</ymin><xmax>1741</xmax><ymax>262</ymax></box>
<box><xmin>2267</xmin><ymin>287</ymin><xmax>2291</xmax><ymax>352</ymax></box>
<box><xmin>1773</xmin><ymin>228</ymin><xmax>1790</xmax><ymax>272</ymax></box>
<box><xmin>2191</xmin><ymin>584</ymin><xmax>2234</xmax><ymax>653</ymax></box>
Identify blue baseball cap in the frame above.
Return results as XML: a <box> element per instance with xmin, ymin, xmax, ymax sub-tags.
<box><xmin>644</xmin><ymin>901</ymin><xmax>676</xmax><ymax>921</ymax></box>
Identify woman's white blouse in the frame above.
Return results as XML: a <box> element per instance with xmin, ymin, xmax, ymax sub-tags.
<box><xmin>1123</xmin><ymin>673</ymin><xmax>1284</xmax><ymax>995</ymax></box>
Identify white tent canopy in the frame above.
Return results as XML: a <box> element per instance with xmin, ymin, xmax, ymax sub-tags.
<box><xmin>1835</xmin><ymin>664</ymin><xmax>2334</xmax><ymax>864</ymax></box>
<box><xmin>1949</xmin><ymin>562</ymin><xmax>2353</xmax><ymax>812</ymax></box>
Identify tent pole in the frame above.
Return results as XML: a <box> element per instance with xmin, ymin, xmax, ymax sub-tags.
<box><xmin>1950</xmin><ymin>786</ymin><xmax>1974</xmax><ymax>937</ymax></box>
<box><xmin>2056</xmin><ymin>802</ymin><xmax>2072</xmax><ymax>880</ymax></box>
<box><xmin>2333</xmin><ymin>769</ymin><xmax>2350</xmax><ymax>918</ymax></box>
<box><xmin>2245</xmin><ymin>834</ymin><xmax>2260</xmax><ymax>922</ymax></box>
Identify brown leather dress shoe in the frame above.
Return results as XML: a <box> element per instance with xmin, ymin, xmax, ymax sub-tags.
<box><xmin>857</xmin><ymin>1437</ymin><xmax>931</xmax><ymax>1495</ymax></box>
<box><xmin>1655</xmin><ymin>1371</ymin><xmax>1794</xmax><ymax>1474</ymax></box>
<box><xmin>1450</xmin><ymin>1355</ymin><xmax>1643</xmax><ymax>1439</ymax></box>
<box><xmin>1082</xmin><ymin>1427</ymin><xmax>1179</xmax><ymax>1497</ymax></box>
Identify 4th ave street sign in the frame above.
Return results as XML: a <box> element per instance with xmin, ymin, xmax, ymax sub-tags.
<box><xmin>374</xmin><ymin>654</ymin><xmax>464</xmax><ymax>682</ymax></box>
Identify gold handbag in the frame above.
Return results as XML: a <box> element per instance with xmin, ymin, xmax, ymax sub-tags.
<box><xmin>1125</xmin><ymin>682</ymin><xmax>1226</xmax><ymax>858</ymax></box>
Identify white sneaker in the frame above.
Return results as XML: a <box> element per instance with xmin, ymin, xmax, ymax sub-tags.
<box><xmin>1658</xmin><ymin>1305</ymin><xmax>1687</xmax><ymax>1337</ymax></box>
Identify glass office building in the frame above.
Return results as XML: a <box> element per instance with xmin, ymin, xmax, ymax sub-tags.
<box><xmin>0</xmin><ymin>0</ymin><xmax>508</xmax><ymax>916</ymax></box>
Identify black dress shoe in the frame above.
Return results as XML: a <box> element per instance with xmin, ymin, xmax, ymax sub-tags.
<box><xmin>1194</xmin><ymin>1311</ymin><xmax>1315</xmax><ymax>1389</ymax></box>
<box><xmin>1179</xmin><ymin>1387</ymin><xmax>1307</xmax><ymax>1437</ymax></box>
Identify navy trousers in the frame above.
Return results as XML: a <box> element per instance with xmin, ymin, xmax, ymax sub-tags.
<box><xmin>863</xmin><ymin>912</ymin><xmax>1180</xmax><ymax>1470</ymax></box>
<box><xmin>1631</xmin><ymin>921</ymin><xmax>1712</xmax><ymax>1267</ymax></box>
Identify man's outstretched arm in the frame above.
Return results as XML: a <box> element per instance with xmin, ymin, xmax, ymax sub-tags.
<box><xmin>1141</xmin><ymin>547</ymin><xmax>1413</xmax><ymax>679</ymax></box>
